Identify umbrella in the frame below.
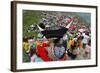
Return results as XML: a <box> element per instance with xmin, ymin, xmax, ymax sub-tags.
<box><xmin>64</xmin><ymin>17</ymin><xmax>72</xmax><ymax>24</ymax></box>
<box><xmin>69</xmin><ymin>25</ymin><xmax>77</xmax><ymax>29</ymax></box>
<box><xmin>41</xmin><ymin>27</ymin><xmax>68</xmax><ymax>39</ymax></box>
<box><xmin>78</xmin><ymin>29</ymin><xmax>86</xmax><ymax>32</ymax></box>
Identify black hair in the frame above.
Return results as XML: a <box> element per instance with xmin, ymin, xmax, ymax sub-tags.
<box><xmin>53</xmin><ymin>38</ymin><xmax>60</xmax><ymax>44</ymax></box>
<box><xmin>88</xmin><ymin>39</ymin><xmax>91</xmax><ymax>46</ymax></box>
<box><xmin>23</xmin><ymin>37</ymin><xmax>28</xmax><ymax>42</ymax></box>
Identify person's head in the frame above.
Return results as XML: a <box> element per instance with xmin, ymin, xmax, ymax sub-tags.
<box><xmin>23</xmin><ymin>36</ymin><xmax>28</xmax><ymax>42</ymax></box>
<box><xmin>77</xmin><ymin>36</ymin><xmax>83</xmax><ymax>42</ymax></box>
<box><xmin>37</xmin><ymin>33</ymin><xmax>43</xmax><ymax>42</ymax></box>
<box><xmin>54</xmin><ymin>38</ymin><xmax>60</xmax><ymax>45</ymax></box>
<box><xmin>88</xmin><ymin>39</ymin><xmax>91</xmax><ymax>46</ymax></box>
<box><xmin>29</xmin><ymin>48</ymin><xmax>36</xmax><ymax>57</ymax></box>
<box><xmin>85</xmin><ymin>31</ymin><xmax>89</xmax><ymax>36</ymax></box>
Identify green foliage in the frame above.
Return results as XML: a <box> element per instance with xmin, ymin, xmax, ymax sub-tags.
<box><xmin>23</xmin><ymin>10</ymin><xmax>42</xmax><ymax>37</ymax></box>
<box><xmin>23</xmin><ymin>50</ymin><xmax>30</xmax><ymax>62</ymax></box>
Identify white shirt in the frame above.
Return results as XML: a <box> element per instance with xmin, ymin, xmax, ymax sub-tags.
<box><xmin>82</xmin><ymin>33</ymin><xmax>90</xmax><ymax>44</ymax></box>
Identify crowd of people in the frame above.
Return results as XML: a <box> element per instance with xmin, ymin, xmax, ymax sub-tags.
<box><xmin>23</xmin><ymin>12</ymin><xmax>91</xmax><ymax>62</ymax></box>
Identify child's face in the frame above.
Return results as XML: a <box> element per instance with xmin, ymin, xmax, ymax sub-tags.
<box><xmin>37</xmin><ymin>38</ymin><xmax>43</xmax><ymax>43</ymax></box>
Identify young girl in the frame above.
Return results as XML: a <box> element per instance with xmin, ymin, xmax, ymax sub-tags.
<box><xmin>36</xmin><ymin>33</ymin><xmax>52</xmax><ymax>61</ymax></box>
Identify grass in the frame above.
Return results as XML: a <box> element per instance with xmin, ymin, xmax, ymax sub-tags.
<box><xmin>23</xmin><ymin>10</ymin><xmax>42</xmax><ymax>38</ymax></box>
